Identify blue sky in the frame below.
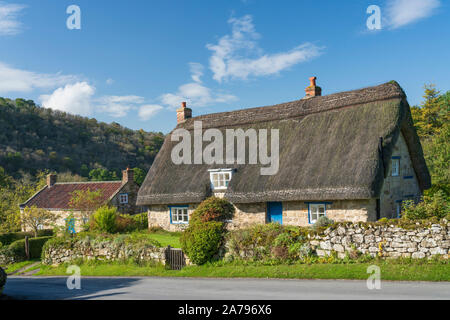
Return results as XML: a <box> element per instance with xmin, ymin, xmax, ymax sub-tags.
<box><xmin>0</xmin><ymin>0</ymin><xmax>448</xmax><ymax>133</ymax></box>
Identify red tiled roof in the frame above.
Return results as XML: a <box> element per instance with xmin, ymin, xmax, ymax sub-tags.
<box><xmin>23</xmin><ymin>182</ymin><xmax>123</xmax><ymax>210</ymax></box>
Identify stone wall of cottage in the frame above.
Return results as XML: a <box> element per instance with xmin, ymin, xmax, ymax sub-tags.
<box><xmin>148</xmin><ymin>204</ymin><xmax>198</xmax><ymax>232</ymax></box>
<box><xmin>380</xmin><ymin>132</ymin><xmax>422</xmax><ymax>219</ymax></box>
<box><xmin>21</xmin><ymin>210</ymin><xmax>86</xmax><ymax>233</ymax></box>
<box><xmin>148</xmin><ymin>200</ymin><xmax>376</xmax><ymax>231</ymax></box>
<box><xmin>110</xmin><ymin>181</ymin><xmax>144</xmax><ymax>215</ymax></box>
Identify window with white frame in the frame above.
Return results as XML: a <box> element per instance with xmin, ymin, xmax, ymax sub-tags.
<box><xmin>119</xmin><ymin>193</ymin><xmax>129</xmax><ymax>204</ymax></box>
<box><xmin>309</xmin><ymin>203</ymin><xmax>326</xmax><ymax>224</ymax></box>
<box><xmin>171</xmin><ymin>207</ymin><xmax>189</xmax><ymax>224</ymax></box>
<box><xmin>391</xmin><ymin>158</ymin><xmax>400</xmax><ymax>176</ymax></box>
<box><xmin>209</xmin><ymin>169</ymin><xmax>233</xmax><ymax>190</ymax></box>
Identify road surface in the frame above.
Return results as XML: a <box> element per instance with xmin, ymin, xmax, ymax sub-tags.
<box><xmin>4</xmin><ymin>276</ymin><xmax>450</xmax><ymax>300</ymax></box>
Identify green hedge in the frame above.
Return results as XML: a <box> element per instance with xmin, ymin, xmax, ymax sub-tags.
<box><xmin>0</xmin><ymin>236</ymin><xmax>53</xmax><ymax>263</ymax></box>
<box><xmin>0</xmin><ymin>230</ymin><xmax>53</xmax><ymax>247</ymax></box>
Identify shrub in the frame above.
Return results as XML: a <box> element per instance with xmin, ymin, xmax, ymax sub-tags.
<box><xmin>92</xmin><ymin>206</ymin><xmax>118</xmax><ymax>233</ymax></box>
<box><xmin>115</xmin><ymin>214</ymin><xmax>136</xmax><ymax>233</ymax></box>
<box><xmin>313</xmin><ymin>216</ymin><xmax>334</xmax><ymax>230</ymax></box>
<box><xmin>181</xmin><ymin>198</ymin><xmax>234</xmax><ymax>265</ymax></box>
<box><xmin>0</xmin><ymin>230</ymin><xmax>53</xmax><ymax>247</ymax></box>
<box><xmin>226</xmin><ymin>224</ymin><xmax>311</xmax><ymax>262</ymax></box>
<box><xmin>131</xmin><ymin>212</ymin><xmax>148</xmax><ymax>230</ymax></box>
<box><xmin>189</xmin><ymin>197</ymin><xmax>235</xmax><ymax>224</ymax></box>
<box><xmin>181</xmin><ymin>221</ymin><xmax>224</xmax><ymax>265</ymax></box>
<box><xmin>402</xmin><ymin>190</ymin><xmax>449</xmax><ymax>220</ymax></box>
<box><xmin>0</xmin><ymin>236</ymin><xmax>53</xmax><ymax>263</ymax></box>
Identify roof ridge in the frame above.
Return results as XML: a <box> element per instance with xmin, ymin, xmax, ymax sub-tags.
<box><xmin>54</xmin><ymin>181</ymin><xmax>122</xmax><ymax>185</ymax></box>
<box><xmin>177</xmin><ymin>81</ymin><xmax>405</xmax><ymax>131</ymax></box>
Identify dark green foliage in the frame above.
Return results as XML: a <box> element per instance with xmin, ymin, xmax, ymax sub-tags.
<box><xmin>0</xmin><ymin>98</ymin><xmax>164</xmax><ymax>178</ymax></box>
<box><xmin>133</xmin><ymin>167</ymin><xmax>146</xmax><ymax>185</ymax></box>
<box><xmin>0</xmin><ymin>236</ymin><xmax>53</xmax><ymax>262</ymax></box>
<box><xmin>181</xmin><ymin>197</ymin><xmax>234</xmax><ymax>265</ymax></box>
<box><xmin>0</xmin><ymin>266</ymin><xmax>6</xmax><ymax>291</ymax></box>
<box><xmin>181</xmin><ymin>221</ymin><xmax>224</xmax><ymax>265</ymax></box>
<box><xmin>0</xmin><ymin>230</ymin><xmax>53</xmax><ymax>247</ymax></box>
<box><xmin>402</xmin><ymin>191</ymin><xmax>449</xmax><ymax>220</ymax></box>
<box><xmin>115</xmin><ymin>213</ymin><xmax>148</xmax><ymax>233</ymax></box>
<box><xmin>189</xmin><ymin>197</ymin><xmax>235</xmax><ymax>224</ymax></box>
<box><xmin>226</xmin><ymin>224</ymin><xmax>312</xmax><ymax>262</ymax></box>
<box><xmin>92</xmin><ymin>207</ymin><xmax>118</xmax><ymax>233</ymax></box>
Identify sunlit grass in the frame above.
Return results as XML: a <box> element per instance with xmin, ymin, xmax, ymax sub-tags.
<box><xmin>35</xmin><ymin>259</ymin><xmax>450</xmax><ymax>282</ymax></box>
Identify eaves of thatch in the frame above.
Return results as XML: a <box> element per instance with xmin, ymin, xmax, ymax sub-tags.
<box><xmin>137</xmin><ymin>81</ymin><xmax>431</xmax><ymax>205</ymax></box>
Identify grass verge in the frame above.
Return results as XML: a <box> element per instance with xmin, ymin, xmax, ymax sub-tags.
<box><xmin>2</xmin><ymin>260</ymin><xmax>39</xmax><ymax>274</ymax></box>
<box><xmin>35</xmin><ymin>259</ymin><xmax>450</xmax><ymax>281</ymax></box>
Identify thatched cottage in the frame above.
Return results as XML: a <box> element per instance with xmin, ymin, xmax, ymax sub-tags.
<box><xmin>20</xmin><ymin>168</ymin><xmax>143</xmax><ymax>231</ymax></box>
<box><xmin>137</xmin><ymin>78</ymin><xmax>431</xmax><ymax>231</ymax></box>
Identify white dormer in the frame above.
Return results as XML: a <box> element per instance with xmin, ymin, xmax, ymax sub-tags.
<box><xmin>209</xmin><ymin>169</ymin><xmax>233</xmax><ymax>191</ymax></box>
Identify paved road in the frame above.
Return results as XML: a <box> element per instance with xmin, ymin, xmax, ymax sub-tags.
<box><xmin>4</xmin><ymin>276</ymin><xmax>450</xmax><ymax>300</ymax></box>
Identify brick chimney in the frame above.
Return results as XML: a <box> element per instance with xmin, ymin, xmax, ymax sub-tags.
<box><xmin>122</xmin><ymin>168</ymin><xmax>134</xmax><ymax>184</ymax></box>
<box><xmin>47</xmin><ymin>174</ymin><xmax>57</xmax><ymax>188</ymax></box>
<box><xmin>176</xmin><ymin>102</ymin><xmax>192</xmax><ymax>124</ymax></box>
<box><xmin>305</xmin><ymin>76</ymin><xmax>322</xmax><ymax>98</ymax></box>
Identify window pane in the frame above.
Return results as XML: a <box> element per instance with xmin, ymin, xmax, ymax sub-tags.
<box><xmin>319</xmin><ymin>206</ymin><xmax>325</xmax><ymax>214</ymax></box>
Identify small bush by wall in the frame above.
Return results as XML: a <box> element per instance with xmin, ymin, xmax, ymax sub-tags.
<box><xmin>0</xmin><ymin>236</ymin><xmax>53</xmax><ymax>265</ymax></box>
<box><xmin>0</xmin><ymin>230</ymin><xmax>53</xmax><ymax>247</ymax></box>
<box><xmin>181</xmin><ymin>197</ymin><xmax>234</xmax><ymax>265</ymax></box>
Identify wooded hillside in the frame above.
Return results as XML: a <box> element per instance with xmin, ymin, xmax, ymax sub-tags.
<box><xmin>0</xmin><ymin>97</ymin><xmax>164</xmax><ymax>179</ymax></box>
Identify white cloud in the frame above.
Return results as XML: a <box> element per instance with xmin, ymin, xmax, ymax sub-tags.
<box><xmin>138</xmin><ymin>104</ymin><xmax>164</xmax><ymax>121</ymax></box>
<box><xmin>40</xmin><ymin>82</ymin><xmax>95</xmax><ymax>117</ymax></box>
<box><xmin>386</xmin><ymin>0</ymin><xmax>440</xmax><ymax>29</ymax></box>
<box><xmin>0</xmin><ymin>62</ymin><xmax>78</xmax><ymax>94</ymax></box>
<box><xmin>189</xmin><ymin>62</ymin><xmax>204</xmax><ymax>83</ymax></box>
<box><xmin>106</xmin><ymin>78</ymin><xmax>114</xmax><ymax>85</ymax></box>
<box><xmin>0</xmin><ymin>2</ymin><xmax>26</xmax><ymax>36</ymax></box>
<box><xmin>160</xmin><ymin>81</ymin><xmax>237</xmax><ymax>109</ymax></box>
<box><xmin>96</xmin><ymin>95</ymin><xmax>145</xmax><ymax>118</ymax></box>
<box><xmin>207</xmin><ymin>15</ymin><xmax>322</xmax><ymax>82</ymax></box>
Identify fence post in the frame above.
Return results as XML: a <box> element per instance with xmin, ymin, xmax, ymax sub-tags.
<box><xmin>25</xmin><ymin>236</ymin><xmax>30</xmax><ymax>260</ymax></box>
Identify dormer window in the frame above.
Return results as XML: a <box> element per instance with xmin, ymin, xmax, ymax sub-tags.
<box><xmin>209</xmin><ymin>169</ymin><xmax>233</xmax><ymax>190</ymax></box>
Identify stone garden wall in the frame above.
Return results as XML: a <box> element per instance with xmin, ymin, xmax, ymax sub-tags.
<box><xmin>42</xmin><ymin>238</ymin><xmax>167</xmax><ymax>266</ymax></box>
<box><xmin>311</xmin><ymin>222</ymin><xmax>449</xmax><ymax>259</ymax></box>
<box><xmin>225</xmin><ymin>220</ymin><xmax>450</xmax><ymax>260</ymax></box>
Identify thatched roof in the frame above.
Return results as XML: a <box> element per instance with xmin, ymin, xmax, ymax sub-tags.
<box><xmin>137</xmin><ymin>81</ymin><xmax>431</xmax><ymax>205</ymax></box>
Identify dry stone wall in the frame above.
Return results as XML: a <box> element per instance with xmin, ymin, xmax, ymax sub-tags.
<box><xmin>42</xmin><ymin>238</ymin><xmax>167</xmax><ymax>266</ymax></box>
<box><xmin>310</xmin><ymin>221</ymin><xmax>449</xmax><ymax>259</ymax></box>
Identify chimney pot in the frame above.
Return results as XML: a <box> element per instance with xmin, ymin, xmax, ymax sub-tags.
<box><xmin>176</xmin><ymin>101</ymin><xmax>192</xmax><ymax>124</ymax></box>
<box><xmin>305</xmin><ymin>76</ymin><xmax>322</xmax><ymax>98</ymax></box>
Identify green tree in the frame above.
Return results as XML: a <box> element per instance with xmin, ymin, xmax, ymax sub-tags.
<box><xmin>132</xmin><ymin>167</ymin><xmax>146</xmax><ymax>185</ymax></box>
<box><xmin>68</xmin><ymin>189</ymin><xmax>106</xmax><ymax>223</ymax></box>
<box><xmin>21</xmin><ymin>206</ymin><xmax>57</xmax><ymax>237</ymax></box>
<box><xmin>411</xmin><ymin>84</ymin><xmax>449</xmax><ymax>138</ymax></box>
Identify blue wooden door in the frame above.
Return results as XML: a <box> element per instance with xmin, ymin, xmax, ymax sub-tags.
<box><xmin>267</xmin><ymin>202</ymin><xmax>283</xmax><ymax>224</ymax></box>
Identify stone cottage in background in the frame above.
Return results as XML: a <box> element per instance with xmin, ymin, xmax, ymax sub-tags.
<box><xmin>20</xmin><ymin>168</ymin><xmax>144</xmax><ymax>231</ymax></box>
<box><xmin>137</xmin><ymin>78</ymin><xmax>431</xmax><ymax>231</ymax></box>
